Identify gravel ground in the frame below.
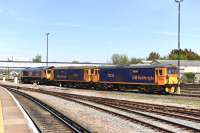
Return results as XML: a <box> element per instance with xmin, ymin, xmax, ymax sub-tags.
<box><xmin>1</xmin><ymin>81</ymin><xmax>200</xmax><ymax>109</ymax></box>
<box><xmin>138</xmin><ymin>110</ymin><xmax>200</xmax><ymax>130</ymax></box>
<box><xmin>0</xmin><ymin>81</ymin><xmax>199</xmax><ymax>109</ymax></box>
<box><xmin>2</xmin><ymin>82</ymin><xmax>200</xmax><ymax>132</ymax></box>
<box><xmin>19</xmin><ymin>90</ymin><xmax>157</xmax><ymax>133</ymax></box>
<box><xmin>39</xmin><ymin>86</ymin><xmax>200</xmax><ymax>109</ymax></box>
<box><xmin>63</xmin><ymin>98</ymin><xmax>197</xmax><ymax>133</ymax></box>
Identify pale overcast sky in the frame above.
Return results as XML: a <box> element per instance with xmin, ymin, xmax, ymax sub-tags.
<box><xmin>0</xmin><ymin>0</ymin><xmax>199</xmax><ymax>62</ymax></box>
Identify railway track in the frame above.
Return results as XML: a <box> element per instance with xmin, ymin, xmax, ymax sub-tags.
<box><xmin>115</xmin><ymin>89</ymin><xmax>200</xmax><ymax>98</ymax></box>
<box><xmin>2</xmin><ymin>83</ymin><xmax>200</xmax><ymax>98</ymax></box>
<box><xmin>68</xmin><ymin>98</ymin><xmax>200</xmax><ymax>133</ymax></box>
<box><xmin>7</xmin><ymin>88</ymin><xmax>91</xmax><ymax>133</ymax></box>
<box><xmin>11</xmin><ymin>91</ymin><xmax>73</xmax><ymax>133</ymax></box>
<box><xmin>179</xmin><ymin>89</ymin><xmax>200</xmax><ymax>98</ymax></box>
<box><xmin>44</xmin><ymin>92</ymin><xmax>200</xmax><ymax>133</ymax></box>
<box><xmin>8</xmin><ymin>86</ymin><xmax>200</xmax><ymax>133</ymax></box>
<box><xmin>181</xmin><ymin>83</ymin><xmax>200</xmax><ymax>89</ymax></box>
<box><xmin>71</xmin><ymin>95</ymin><xmax>200</xmax><ymax>122</ymax></box>
<box><xmin>179</xmin><ymin>84</ymin><xmax>200</xmax><ymax>97</ymax></box>
<box><xmin>18</xmin><ymin>89</ymin><xmax>176</xmax><ymax>133</ymax></box>
<box><xmin>178</xmin><ymin>94</ymin><xmax>200</xmax><ymax>98</ymax></box>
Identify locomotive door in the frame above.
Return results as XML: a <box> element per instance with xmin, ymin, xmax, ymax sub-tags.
<box><xmin>46</xmin><ymin>69</ymin><xmax>54</xmax><ymax>80</ymax></box>
<box><xmin>91</xmin><ymin>68</ymin><xmax>99</xmax><ymax>82</ymax></box>
<box><xmin>155</xmin><ymin>68</ymin><xmax>165</xmax><ymax>85</ymax></box>
<box><xmin>84</xmin><ymin>69</ymin><xmax>91</xmax><ymax>82</ymax></box>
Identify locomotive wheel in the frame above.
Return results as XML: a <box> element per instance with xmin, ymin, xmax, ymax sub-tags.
<box><xmin>165</xmin><ymin>86</ymin><xmax>175</xmax><ymax>94</ymax></box>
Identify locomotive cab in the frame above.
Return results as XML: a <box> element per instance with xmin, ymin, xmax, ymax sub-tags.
<box><xmin>155</xmin><ymin>67</ymin><xmax>166</xmax><ymax>85</ymax></box>
<box><xmin>84</xmin><ymin>68</ymin><xmax>100</xmax><ymax>82</ymax></box>
<box><xmin>166</xmin><ymin>67</ymin><xmax>178</xmax><ymax>84</ymax></box>
<box><xmin>165</xmin><ymin>67</ymin><xmax>179</xmax><ymax>93</ymax></box>
<box><xmin>44</xmin><ymin>69</ymin><xmax>54</xmax><ymax>80</ymax></box>
<box><xmin>155</xmin><ymin>66</ymin><xmax>178</xmax><ymax>94</ymax></box>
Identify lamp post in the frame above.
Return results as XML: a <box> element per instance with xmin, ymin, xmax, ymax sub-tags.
<box><xmin>175</xmin><ymin>0</ymin><xmax>184</xmax><ymax>94</ymax></box>
<box><xmin>46</xmin><ymin>33</ymin><xmax>50</xmax><ymax>67</ymax></box>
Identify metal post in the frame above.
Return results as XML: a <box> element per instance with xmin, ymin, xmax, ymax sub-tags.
<box><xmin>178</xmin><ymin>2</ymin><xmax>181</xmax><ymax>81</ymax></box>
<box><xmin>46</xmin><ymin>33</ymin><xmax>50</xmax><ymax>67</ymax></box>
<box><xmin>175</xmin><ymin>0</ymin><xmax>184</xmax><ymax>94</ymax></box>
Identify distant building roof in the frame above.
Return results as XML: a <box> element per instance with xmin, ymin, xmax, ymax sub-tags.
<box><xmin>0</xmin><ymin>60</ymin><xmax>114</xmax><ymax>69</ymax></box>
<box><xmin>152</xmin><ymin>60</ymin><xmax>200</xmax><ymax>67</ymax></box>
<box><xmin>140</xmin><ymin>60</ymin><xmax>152</xmax><ymax>64</ymax></box>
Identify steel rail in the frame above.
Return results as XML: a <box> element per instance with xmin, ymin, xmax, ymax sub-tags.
<box><xmin>57</xmin><ymin>93</ymin><xmax>200</xmax><ymax>133</ymax></box>
<box><xmin>67</xmin><ymin>94</ymin><xmax>200</xmax><ymax>123</ymax></box>
<box><xmin>7</xmin><ymin>88</ymin><xmax>91</xmax><ymax>133</ymax></box>
<box><xmin>2</xmin><ymin>85</ymin><xmax>200</xmax><ymax>132</ymax></box>
<box><xmin>9</xmin><ymin>87</ymin><xmax>175</xmax><ymax>133</ymax></box>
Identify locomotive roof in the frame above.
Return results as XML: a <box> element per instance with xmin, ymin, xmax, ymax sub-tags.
<box><xmin>53</xmin><ymin>66</ymin><xmax>97</xmax><ymax>69</ymax></box>
<box><xmin>21</xmin><ymin>66</ymin><xmax>54</xmax><ymax>71</ymax></box>
<box><xmin>99</xmin><ymin>64</ymin><xmax>177</xmax><ymax>69</ymax></box>
<box><xmin>21</xmin><ymin>64</ymin><xmax>176</xmax><ymax>71</ymax></box>
<box><xmin>52</xmin><ymin>64</ymin><xmax>176</xmax><ymax>69</ymax></box>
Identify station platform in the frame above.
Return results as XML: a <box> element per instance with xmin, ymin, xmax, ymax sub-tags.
<box><xmin>0</xmin><ymin>86</ymin><xmax>38</xmax><ymax>133</ymax></box>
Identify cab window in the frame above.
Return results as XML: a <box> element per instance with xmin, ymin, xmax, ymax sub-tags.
<box><xmin>91</xmin><ymin>69</ymin><xmax>94</xmax><ymax>74</ymax></box>
<box><xmin>173</xmin><ymin>68</ymin><xmax>177</xmax><ymax>74</ymax></box>
<box><xmin>167</xmin><ymin>68</ymin><xmax>177</xmax><ymax>74</ymax></box>
<box><xmin>156</xmin><ymin>70</ymin><xmax>158</xmax><ymax>75</ymax></box>
<box><xmin>47</xmin><ymin>70</ymin><xmax>51</xmax><ymax>73</ymax></box>
<box><xmin>86</xmin><ymin>70</ymin><xmax>88</xmax><ymax>74</ymax></box>
<box><xmin>159</xmin><ymin>70</ymin><xmax>163</xmax><ymax>75</ymax></box>
<box><xmin>168</xmin><ymin>69</ymin><xmax>172</xmax><ymax>74</ymax></box>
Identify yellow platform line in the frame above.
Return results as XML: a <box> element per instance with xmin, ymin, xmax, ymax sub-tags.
<box><xmin>0</xmin><ymin>101</ymin><xmax>4</xmax><ymax>133</ymax></box>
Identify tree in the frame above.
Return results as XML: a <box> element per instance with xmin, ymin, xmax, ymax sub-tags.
<box><xmin>182</xmin><ymin>73</ymin><xmax>195</xmax><ymax>83</ymax></box>
<box><xmin>72</xmin><ymin>60</ymin><xmax>79</xmax><ymax>63</ymax></box>
<box><xmin>111</xmin><ymin>54</ymin><xmax>129</xmax><ymax>65</ymax></box>
<box><xmin>32</xmin><ymin>54</ymin><xmax>42</xmax><ymax>63</ymax></box>
<box><xmin>129</xmin><ymin>57</ymin><xmax>142</xmax><ymax>64</ymax></box>
<box><xmin>160</xmin><ymin>56</ymin><xmax>167</xmax><ymax>60</ymax></box>
<box><xmin>147</xmin><ymin>52</ymin><xmax>160</xmax><ymax>60</ymax></box>
<box><xmin>168</xmin><ymin>49</ymin><xmax>200</xmax><ymax>60</ymax></box>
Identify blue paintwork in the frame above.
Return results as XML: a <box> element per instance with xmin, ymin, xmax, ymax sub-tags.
<box><xmin>54</xmin><ymin>69</ymin><xmax>84</xmax><ymax>81</ymax></box>
<box><xmin>99</xmin><ymin>67</ymin><xmax>155</xmax><ymax>84</ymax></box>
<box><xmin>21</xmin><ymin>67</ymin><xmax>44</xmax><ymax>78</ymax></box>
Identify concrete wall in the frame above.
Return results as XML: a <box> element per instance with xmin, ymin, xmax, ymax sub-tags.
<box><xmin>183</xmin><ymin>66</ymin><xmax>200</xmax><ymax>73</ymax></box>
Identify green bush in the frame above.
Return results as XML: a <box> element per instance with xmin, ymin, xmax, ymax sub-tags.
<box><xmin>182</xmin><ymin>73</ymin><xmax>195</xmax><ymax>83</ymax></box>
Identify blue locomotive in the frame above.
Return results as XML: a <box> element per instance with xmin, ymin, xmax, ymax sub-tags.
<box><xmin>21</xmin><ymin>64</ymin><xmax>179</xmax><ymax>94</ymax></box>
<box><xmin>21</xmin><ymin>67</ymin><xmax>45</xmax><ymax>84</ymax></box>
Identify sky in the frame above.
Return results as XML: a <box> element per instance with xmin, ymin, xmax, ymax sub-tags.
<box><xmin>0</xmin><ymin>0</ymin><xmax>199</xmax><ymax>63</ymax></box>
